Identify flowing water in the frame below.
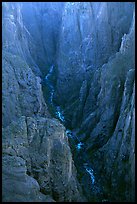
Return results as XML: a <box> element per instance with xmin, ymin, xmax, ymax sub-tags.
<box><xmin>42</xmin><ymin>65</ymin><xmax>104</xmax><ymax>202</ymax></box>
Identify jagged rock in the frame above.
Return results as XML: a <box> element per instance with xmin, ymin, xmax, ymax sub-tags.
<box><xmin>63</xmin><ymin>4</ymin><xmax>134</xmax><ymax>202</ymax></box>
<box><xmin>83</xmin><ymin>12</ymin><xmax>135</xmax><ymax>201</ymax></box>
<box><xmin>26</xmin><ymin>116</ymin><xmax>85</xmax><ymax>202</ymax></box>
<box><xmin>2</xmin><ymin>2</ymin><xmax>42</xmax><ymax>76</ymax></box>
<box><xmin>56</xmin><ymin>2</ymin><xmax>134</xmax><ymax>120</ymax></box>
<box><xmin>2</xmin><ymin>51</ymin><xmax>49</xmax><ymax>127</ymax></box>
<box><xmin>2</xmin><ymin>116</ymin><xmax>85</xmax><ymax>202</ymax></box>
<box><xmin>2</xmin><ymin>155</ymin><xmax>54</xmax><ymax>202</ymax></box>
<box><xmin>21</xmin><ymin>2</ymin><xmax>64</xmax><ymax>75</ymax></box>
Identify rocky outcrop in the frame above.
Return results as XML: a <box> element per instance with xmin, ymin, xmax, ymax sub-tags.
<box><xmin>2</xmin><ymin>155</ymin><xmax>54</xmax><ymax>202</ymax></box>
<box><xmin>2</xmin><ymin>2</ymin><xmax>42</xmax><ymax>76</ymax></box>
<box><xmin>2</xmin><ymin>116</ymin><xmax>53</xmax><ymax>202</ymax></box>
<box><xmin>2</xmin><ymin>116</ymin><xmax>84</xmax><ymax>202</ymax></box>
<box><xmin>2</xmin><ymin>51</ymin><xmax>49</xmax><ymax>128</ymax></box>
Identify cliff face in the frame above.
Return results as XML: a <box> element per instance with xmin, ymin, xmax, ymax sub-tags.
<box><xmin>81</xmin><ymin>14</ymin><xmax>135</xmax><ymax>201</ymax></box>
<box><xmin>2</xmin><ymin>51</ymin><xmax>48</xmax><ymax>127</ymax></box>
<box><xmin>2</xmin><ymin>2</ymin><xmax>64</xmax><ymax>76</ymax></box>
<box><xmin>56</xmin><ymin>3</ymin><xmax>134</xmax><ymax>201</ymax></box>
<box><xmin>21</xmin><ymin>2</ymin><xmax>64</xmax><ymax>75</ymax></box>
<box><xmin>56</xmin><ymin>2</ymin><xmax>134</xmax><ymax>125</ymax></box>
<box><xmin>2</xmin><ymin>116</ymin><xmax>84</xmax><ymax>202</ymax></box>
<box><xmin>2</xmin><ymin>2</ymin><xmax>135</xmax><ymax>202</ymax></box>
<box><xmin>2</xmin><ymin>3</ymin><xmax>48</xmax><ymax>126</ymax></box>
<box><xmin>2</xmin><ymin>3</ymin><xmax>42</xmax><ymax>76</ymax></box>
<box><xmin>2</xmin><ymin>2</ymin><xmax>85</xmax><ymax>202</ymax></box>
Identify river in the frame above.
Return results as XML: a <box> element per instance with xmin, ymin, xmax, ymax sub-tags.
<box><xmin>42</xmin><ymin>65</ymin><xmax>106</xmax><ymax>202</ymax></box>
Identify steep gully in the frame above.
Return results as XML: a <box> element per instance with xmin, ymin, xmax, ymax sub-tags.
<box><xmin>42</xmin><ymin>64</ymin><xmax>103</xmax><ymax>201</ymax></box>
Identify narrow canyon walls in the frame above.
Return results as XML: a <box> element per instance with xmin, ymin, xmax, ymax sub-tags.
<box><xmin>2</xmin><ymin>2</ymin><xmax>135</xmax><ymax>202</ymax></box>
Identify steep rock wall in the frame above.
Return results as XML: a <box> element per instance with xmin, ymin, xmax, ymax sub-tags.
<box><xmin>2</xmin><ymin>2</ymin><xmax>64</xmax><ymax>76</ymax></box>
<box><xmin>2</xmin><ymin>2</ymin><xmax>42</xmax><ymax>76</ymax></box>
<box><xmin>2</xmin><ymin>2</ymin><xmax>84</xmax><ymax>202</ymax></box>
<box><xmin>2</xmin><ymin>50</ymin><xmax>48</xmax><ymax>127</ymax></box>
<box><xmin>21</xmin><ymin>2</ymin><xmax>64</xmax><ymax>75</ymax></box>
<box><xmin>87</xmin><ymin>14</ymin><xmax>135</xmax><ymax>201</ymax></box>
<box><xmin>74</xmin><ymin>9</ymin><xmax>135</xmax><ymax>202</ymax></box>
<box><xmin>2</xmin><ymin>116</ymin><xmax>85</xmax><ymax>202</ymax></box>
<box><xmin>56</xmin><ymin>2</ymin><xmax>134</xmax><ymax>127</ymax></box>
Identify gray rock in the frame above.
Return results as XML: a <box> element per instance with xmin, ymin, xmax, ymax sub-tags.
<box><xmin>2</xmin><ymin>155</ymin><xmax>54</xmax><ymax>202</ymax></box>
<box><xmin>83</xmin><ymin>12</ymin><xmax>135</xmax><ymax>201</ymax></box>
<box><xmin>26</xmin><ymin>116</ymin><xmax>85</xmax><ymax>201</ymax></box>
<box><xmin>2</xmin><ymin>116</ymin><xmax>85</xmax><ymax>202</ymax></box>
<box><xmin>2</xmin><ymin>51</ymin><xmax>49</xmax><ymax>127</ymax></box>
<box><xmin>56</xmin><ymin>2</ymin><xmax>134</xmax><ymax>119</ymax></box>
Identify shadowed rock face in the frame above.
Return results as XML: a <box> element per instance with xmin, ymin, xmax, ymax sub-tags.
<box><xmin>2</xmin><ymin>2</ymin><xmax>85</xmax><ymax>202</ymax></box>
<box><xmin>21</xmin><ymin>2</ymin><xmax>64</xmax><ymax>75</ymax></box>
<box><xmin>2</xmin><ymin>2</ymin><xmax>135</xmax><ymax>202</ymax></box>
<box><xmin>83</xmin><ymin>17</ymin><xmax>135</xmax><ymax>201</ymax></box>
<box><xmin>56</xmin><ymin>2</ymin><xmax>134</xmax><ymax>125</ymax></box>
<box><xmin>2</xmin><ymin>2</ymin><xmax>64</xmax><ymax>76</ymax></box>
<box><xmin>70</xmin><ymin>9</ymin><xmax>135</xmax><ymax>202</ymax></box>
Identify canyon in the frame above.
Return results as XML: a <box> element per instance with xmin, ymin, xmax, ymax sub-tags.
<box><xmin>2</xmin><ymin>2</ymin><xmax>135</xmax><ymax>202</ymax></box>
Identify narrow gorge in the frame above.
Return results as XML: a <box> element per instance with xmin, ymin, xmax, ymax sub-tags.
<box><xmin>2</xmin><ymin>2</ymin><xmax>135</xmax><ymax>202</ymax></box>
